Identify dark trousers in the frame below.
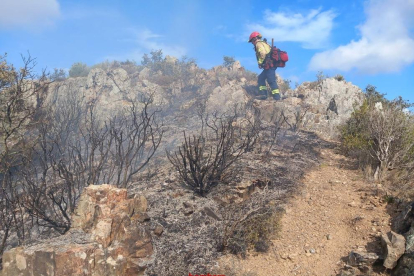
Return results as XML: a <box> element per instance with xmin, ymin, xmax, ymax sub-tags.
<box><xmin>258</xmin><ymin>68</ymin><xmax>278</xmax><ymax>90</ymax></box>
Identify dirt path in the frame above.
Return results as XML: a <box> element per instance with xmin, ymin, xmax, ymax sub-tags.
<box><xmin>220</xmin><ymin>147</ymin><xmax>392</xmax><ymax>276</ymax></box>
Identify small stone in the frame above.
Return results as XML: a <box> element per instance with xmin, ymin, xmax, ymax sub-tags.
<box><xmin>306</xmin><ymin>253</ymin><xmax>312</xmax><ymax>257</ymax></box>
<box><xmin>309</xmin><ymin>248</ymin><xmax>316</xmax><ymax>254</ymax></box>
<box><xmin>154</xmin><ymin>225</ymin><xmax>164</xmax><ymax>236</ymax></box>
<box><xmin>288</xmin><ymin>253</ymin><xmax>297</xmax><ymax>261</ymax></box>
<box><xmin>327</xmin><ymin>234</ymin><xmax>332</xmax><ymax>240</ymax></box>
<box><xmin>348</xmin><ymin>201</ymin><xmax>357</xmax><ymax>207</ymax></box>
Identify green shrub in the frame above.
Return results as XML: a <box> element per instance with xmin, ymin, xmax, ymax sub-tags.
<box><xmin>50</xmin><ymin>68</ymin><xmax>67</xmax><ymax>81</ymax></box>
<box><xmin>308</xmin><ymin>71</ymin><xmax>327</xmax><ymax>90</ymax></box>
<box><xmin>226</xmin><ymin>207</ymin><xmax>282</xmax><ymax>256</ymax></box>
<box><xmin>339</xmin><ymin>85</ymin><xmax>414</xmax><ymax>182</ymax></box>
<box><xmin>223</xmin><ymin>56</ymin><xmax>236</xmax><ymax>68</ymax></box>
<box><xmin>334</xmin><ymin>74</ymin><xmax>344</xmax><ymax>81</ymax></box>
<box><xmin>279</xmin><ymin>79</ymin><xmax>291</xmax><ymax>92</ymax></box>
<box><xmin>69</xmin><ymin>62</ymin><xmax>90</xmax><ymax>78</ymax></box>
<box><xmin>140</xmin><ymin>50</ymin><xmax>198</xmax><ymax>88</ymax></box>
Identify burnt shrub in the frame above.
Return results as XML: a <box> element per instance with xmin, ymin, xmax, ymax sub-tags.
<box><xmin>167</xmin><ymin>109</ymin><xmax>259</xmax><ymax>196</ymax></box>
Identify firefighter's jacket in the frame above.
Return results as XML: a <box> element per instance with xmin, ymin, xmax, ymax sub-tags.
<box><xmin>255</xmin><ymin>40</ymin><xmax>271</xmax><ymax>66</ymax></box>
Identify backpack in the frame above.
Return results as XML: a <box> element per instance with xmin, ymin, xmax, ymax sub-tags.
<box><xmin>270</xmin><ymin>46</ymin><xmax>288</xmax><ymax>68</ymax></box>
<box><xmin>263</xmin><ymin>38</ymin><xmax>288</xmax><ymax>68</ymax></box>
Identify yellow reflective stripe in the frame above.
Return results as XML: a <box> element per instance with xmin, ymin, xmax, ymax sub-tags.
<box><xmin>271</xmin><ymin>89</ymin><xmax>280</xmax><ymax>94</ymax></box>
<box><xmin>259</xmin><ymin>86</ymin><xmax>267</xmax><ymax>90</ymax></box>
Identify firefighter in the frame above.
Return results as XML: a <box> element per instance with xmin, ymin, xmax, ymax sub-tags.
<box><xmin>248</xmin><ymin>31</ymin><xmax>280</xmax><ymax>100</ymax></box>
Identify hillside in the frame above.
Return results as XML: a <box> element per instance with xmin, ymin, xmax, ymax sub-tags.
<box><xmin>1</xmin><ymin>56</ymin><xmax>413</xmax><ymax>276</ymax></box>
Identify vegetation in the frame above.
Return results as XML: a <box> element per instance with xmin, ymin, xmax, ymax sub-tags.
<box><xmin>340</xmin><ymin>85</ymin><xmax>414</xmax><ymax>193</ymax></box>
<box><xmin>0</xmin><ymin>55</ymin><xmax>163</xmax><ymax>261</ymax></box>
<box><xmin>225</xmin><ymin>207</ymin><xmax>282</xmax><ymax>256</ymax></box>
<box><xmin>50</xmin><ymin>68</ymin><xmax>67</xmax><ymax>81</ymax></box>
<box><xmin>279</xmin><ymin>78</ymin><xmax>291</xmax><ymax>93</ymax></box>
<box><xmin>167</xmin><ymin>107</ymin><xmax>259</xmax><ymax>196</ymax></box>
<box><xmin>141</xmin><ymin>49</ymin><xmax>198</xmax><ymax>88</ymax></box>
<box><xmin>223</xmin><ymin>56</ymin><xmax>236</xmax><ymax>68</ymax></box>
<box><xmin>92</xmin><ymin>59</ymin><xmax>140</xmax><ymax>75</ymax></box>
<box><xmin>334</xmin><ymin>74</ymin><xmax>345</xmax><ymax>82</ymax></box>
<box><xmin>0</xmin><ymin>54</ymin><xmax>50</xmax><ymax>260</ymax></box>
<box><xmin>69</xmin><ymin>62</ymin><xmax>90</xmax><ymax>77</ymax></box>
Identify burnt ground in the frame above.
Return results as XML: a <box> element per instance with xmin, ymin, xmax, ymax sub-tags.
<box><xmin>129</xmin><ymin>128</ymin><xmax>335</xmax><ymax>275</ymax></box>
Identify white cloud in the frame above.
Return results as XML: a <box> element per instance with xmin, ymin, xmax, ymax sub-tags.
<box><xmin>134</xmin><ymin>29</ymin><xmax>186</xmax><ymax>59</ymax></box>
<box><xmin>245</xmin><ymin>8</ymin><xmax>337</xmax><ymax>49</ymax></box>
<box><xmin>309</xmin><ymin>0</ymin><xmax>414</xmax><ymax>74</ymax></box>
<box><xmin>106</xmin><ymin>28</ymin><xmax>186</xmax><ymax>62</ymax></box>
<box><xmin>0</xmin><ymin>0</ymin><xmax>60</xmax><ymax>30</ymax></box>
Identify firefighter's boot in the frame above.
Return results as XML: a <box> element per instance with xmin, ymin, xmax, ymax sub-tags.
<box><xmin>272</xmin><ymin>89</ymin><xmax>281</xmax><ymax>101</ymax></box>
<box><xmin>255</xmin><ymin>86</ymin><xmax>268</xmax><ymax>100</ymax></box>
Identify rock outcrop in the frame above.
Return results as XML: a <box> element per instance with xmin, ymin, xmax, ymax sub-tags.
<box><xmin>45</xmin><ymin>61</ymin><xmax>364</xmax><ymax>140</ymax></box>
<box><xmin>282</xmin><ymin>78</ymin><xmax>364</xmax><ymax>139</ymax></box>
<box><xmin>0</xmin><ymin>185</ymin><xmax>152</xmax><ymax>276</ymax></box>
<box><xmin>206</xmin><ymin>82</ymin><xmax>250</xmax><ymax>114</ymax></box>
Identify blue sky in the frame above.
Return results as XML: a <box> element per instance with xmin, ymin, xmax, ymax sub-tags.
<box><xmin>1</xmin><ymin>0</ymin><xmax>413</xmax><ymax>103</ymax></box>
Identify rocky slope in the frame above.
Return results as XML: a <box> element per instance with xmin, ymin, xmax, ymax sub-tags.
<box><xmin>1</xmin><ymin>59</ymin><xmax>382</xmax><ymax>276</ymax></box>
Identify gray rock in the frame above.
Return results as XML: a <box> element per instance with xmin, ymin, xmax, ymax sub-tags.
<box><xmin>202</xmin><ymin>207</ymin><xmax>222</xmax><ymax>221</ymax></box>
<box><xmin>348</xmin><ymin>250</ymin><xmax>380</xmax><ymax>266</ymax></box>
<box><xmin>381</xmin><ymin>231</ymin><xmax>406</xmax><ymax>269</ymax></box>
<box><xmin>392</xmin><ymin>252</ymin><xmax>414</xmax><ymax>276</ymax></box>
<box><xmin>205</xmin><ymin>84</ymin><xmax>249</xmax><ymax>114</ymax></box>
<box><xmin>139</xmin><ymin>67</ymin><xmax>150</xmax><ymax>80</ymax></box>
<box><xmin>406</xmin><ymin>232</ymin><xmax>414</xmax><ymax>253</ymax></box>
<box><xmin>285</xmin><ymin>78</ymin><xmax>364</xmax><ymax>139</ymax></box>
<box><xmin>231</xmin><ymin>61</ymin><xmax>242</xmax><ymax>71</ymax></box>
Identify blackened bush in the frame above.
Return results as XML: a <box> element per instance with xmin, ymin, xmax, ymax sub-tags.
<box><xmin>167</xmin><ymin>109</ymin><xmax>259</xmax><ymax>196</ymax></box>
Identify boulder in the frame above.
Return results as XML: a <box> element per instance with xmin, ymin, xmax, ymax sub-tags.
<box><xmin>205</xmin><ymin>83</ymin><xmax>249</xmax><ymax>114</ymax></box>
<box><xmin>286</xmin><ymin>78</ymin><xmax>364</xmax><ymax>139</ymax></box>
<box><xmin>0</xmin><ymin>185</ymin><xmax>153</xmax><ymax>276</ymax></box>
<box><xmin>381</xmin><ymin>231</ymin><xmax>406</xmax><ymax>269</ymax></box>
